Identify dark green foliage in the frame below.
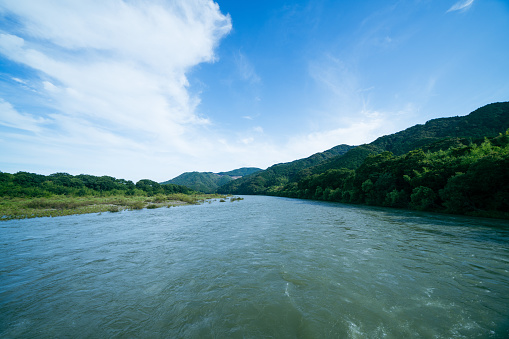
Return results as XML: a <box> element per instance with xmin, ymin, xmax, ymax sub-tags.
<box><xmin>410</xmin><ymin>186</ymin><xmax>437</xmax><ymax>211</ymax></box>
<box><xmin>135</xmin><ymin>179</ymin><xmax>161</xmax><ymax>195</ymax></box>
<box><xmin>0</xmin><ymin>171</ymin><xmax>194</xmax><ymax>198</ymax></box>
<box><xmin>272</xmin><ymin>131</ymin><xmax>509</xmax><ymax>218</ymax></box>
<box><xmin>162</xmin><ymin>172</ymin><xmax>233</xmax><ymax>193</ymax></box>
<box><xmin>308</xmin><ymin>144</ymin><xmax>384</xmax><ymax>175</ymax></box>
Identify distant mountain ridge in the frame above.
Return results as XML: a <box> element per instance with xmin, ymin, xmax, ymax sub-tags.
<box><xmin>218</xmin><ymin>102</ymin><xmax>509</xmax><ymax>195</ymax></box>
<box><xmin>161</xmin><ymin>167</ymin><xmax>262</xmax><ymax>193</ymax></box>
<box><xmin>218</xmin><ymin>144</ymin><xmax>354</xmax><ymax>194</ymax></box>
<box><xmin>217</xmin><ymin>167</ymin><xmax>263</xmax><ymax>177</ymax></box>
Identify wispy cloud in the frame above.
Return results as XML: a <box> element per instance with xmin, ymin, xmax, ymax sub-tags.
<box><xmin>0</xmin><ymin>0</ymin><xmax>232</xmax><ymax>180</ymax></box>
<box><xmin>447</xmin><ymin>0</ymin><xmax>475</xmax><ymax>13</ymax></box>
<box><xmin>234</xmin><ymin>51</ymin><xmax>261</xmax><ymax>84</ymax></box>
<box><xmin>11</xmin><ymin>77</ymin><xmax>26</xmax><ymax>84</ymax></box>
<box><xmin>0</xmin><ymin>99</ymin><xmax>48</xmax><ymax>133</ymax></box>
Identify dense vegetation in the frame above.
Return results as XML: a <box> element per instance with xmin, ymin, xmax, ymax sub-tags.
<box><xmin>218</xmin><ymin>102</ymin><xmax>509</xmax><ymax>219</ymax></box>
<box><xmin>0</xmin><ymin>172</ymin><xmax>194</xmax><ymax>198</ymax></box>
<box><xmin>271</xmin><ymin>131</ymin><xmax>509</xmax><ymax>218</ymax></box>
<box><xmin>161</xmin><ymin>172</ymin><xmax>233</xmax><ymax>193</ymax></box>
<box><xmin>161</xmin><ymin>167</ymin><xmax>262</xmax><ymax>193</ymax></box>
<box><xmin>0</xmin><ymin>172</ymin><xmax>225</xmax><ymax>220</ymax></box>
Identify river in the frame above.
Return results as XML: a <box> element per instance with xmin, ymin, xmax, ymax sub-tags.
<box><xmin>1</xmin><ymin>196</ymin><xmax>508</xmax><ymax>338</ymax></box>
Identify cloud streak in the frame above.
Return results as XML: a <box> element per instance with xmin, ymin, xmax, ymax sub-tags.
<box><xmin>234</xmin><ymin>51</ymin><xmax>261</xmax><ymax>84</ymax></box>
<box><xmin>0</xmin><ymin>99</ymin><xmax>48</xmax><ymax>133</ymax></box>
<box><xmin>447</xmin><ymin>0</ymin><xmax>475</xmax><ymax>13</ymax></box>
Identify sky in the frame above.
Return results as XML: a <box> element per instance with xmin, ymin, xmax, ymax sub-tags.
<box><xmin>0</xmin><ymin>0</ymin><xmax>508</xmax><ymax>182</ymax></box>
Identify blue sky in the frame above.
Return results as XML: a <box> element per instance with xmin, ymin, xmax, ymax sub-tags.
<box><xmin>0</xmin><ymin>0</ymin><xmax>508</xmax><ymax>182</ymax></box>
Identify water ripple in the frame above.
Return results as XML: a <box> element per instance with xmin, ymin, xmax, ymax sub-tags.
<box><xmin>1</xmin><ymin>196</ymin><xmax>508</xmax><ymax>338</ymax></box>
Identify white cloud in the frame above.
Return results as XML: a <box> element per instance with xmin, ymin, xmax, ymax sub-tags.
<box><xmin>234</xmin><ymin>51</ymin><xmax>261</xmax><ymax>84</ymax></box>
<box><xmin>253</xmin><ymin>126</ymin><xmax>264</xmax><ymax>133</ymax></box>
<box><xmin>447</xmin><ymin>0</ymin><xmax>475</xmax><ymax>13</ymax></box>
<box><xmin>286</xmin><ymin>110</ymin><xmax>392</xmax><ymax>156</ymax></box>
<box><xmin>308</xmin><ymin>54</ymin><xmax>364</xmax><ymax>120</ymax></box>
<box><xmin>0</xmin><ymin>0</ymin><xmax>233</xmax><ymax>180</ymax></box>
<box><xmin>42</xmin><ymin>81</ymin><xmax>59</xmax><ymax>93</ymax></box>
<box><xmin>11</xmin><ymin>77</ymin><xmax>26</xmax><ymax>84</ymax></box>
<box><xmin>0</xmin><ymin>99</ymin><xmax>48</xmax><ymax>133</ymax></box>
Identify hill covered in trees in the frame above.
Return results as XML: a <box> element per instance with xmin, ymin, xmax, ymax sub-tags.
<box><xmin>218</xmin><ymin>102</ymin><xmax>509</xmax><ymax>218</ymax></box>
<box><xmin>161</xmin><ymin>167</ymin><xmax>262</xmax><ymax>193</ymax></box>
<box><xmin>218</xmin><ymin>144</ymin><xmax>353</xmax><ymax>195</ymax></box>
<box><xmin>273</xmin><ymin>131</ymin><xmax>509</xmax><ymax>218</ymax></box>
<box><xmin>308</xmin><ymin>101</ymin><xmax>509</xmax><ymax>175</ymax></box>
<box><xmin>217</xmin><ymin>167</ymin><xmax>262</xmax><ymax>177</ymax></box>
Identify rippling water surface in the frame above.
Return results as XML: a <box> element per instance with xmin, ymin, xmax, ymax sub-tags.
<box><xmin>1</xmin><ymin>196</ymin><xmax>509</xmax><ymax>338</ymax></box>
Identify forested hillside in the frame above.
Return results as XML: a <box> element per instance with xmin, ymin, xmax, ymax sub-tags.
<box><xmin>273</xmin><ymin>131</ymin><xmax>509</xmax><ymax>218</ymax></box>
<box><xmin>218</xmin><ymin>144</ymin><xmax>353</xmax><ymax>194</ymax></box>
<box><xmin>217</xmin><ymin>167</ymin><xmax>262</xmax><ymax>177</ymax></box>
<box><xmin>161</xmin><ymin>167</ymin><xmax>262</xmax><ymax>193</ymax></box>
<box><xmin>161</xmin><ymin>172</ymin><xmax>233</xmax><ymax>194</ymax></box>
<box><xmin>307</xmin><ymin>102</ymin><xmax>509</xmax><ymax>175</ymax></box>
<box><xmin>218</xmin><ymin>102</ymin><xmax>509</xmax><ymax>218</ymax></box>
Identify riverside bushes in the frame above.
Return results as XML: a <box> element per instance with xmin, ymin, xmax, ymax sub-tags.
<box><xmin>0</xmin><ymin>193</ymin><xmax>226</xmax><ymax>220</ymax></box>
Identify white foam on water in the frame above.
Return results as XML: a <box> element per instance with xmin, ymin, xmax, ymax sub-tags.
<box><xmin>347</xmin><ymin>320</ymin><xmax>364</xmax><ymax>339</ymax></box>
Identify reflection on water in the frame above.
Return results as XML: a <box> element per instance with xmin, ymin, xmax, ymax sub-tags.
<box><xmin>1</xmin><ymin>196</ymin><xmax>508</xmax><ymax>338</ymax></box>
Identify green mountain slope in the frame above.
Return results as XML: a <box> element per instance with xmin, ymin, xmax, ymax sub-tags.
<box><xmin>218</xmin><ymin>102</ymin><xmax>509</xmax><ymax>197</ymax></box>
<box><xmin>309</xmin><ymin>102</ymin><xmax>509</xmax><ymax>175</ymax></box>
<box><xmin>276</xmin><ymin>130</ymin><xmax>509</xmax><ymax>219</ymax></box>
<box><xmin>161</xmin><ymin>167</ymin><xmax>262</xmax><ymax>193</ymax></box>
<box><xmin>372</xmin><ymin>101</ymin><xmax>509</xmax><ymax>153</ymax></box>
<box><xmin>217</xmin><ymin>167</ymin><xmax>262</xmax><ymax>177</ymax></box>
<box><xmin>217</xmin><ymin>144</ymin><xmax>353</xmax><ymax>194</ymax></box>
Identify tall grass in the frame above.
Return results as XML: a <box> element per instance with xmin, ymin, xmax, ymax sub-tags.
<box><xmin>1</xmin><ymin>193</ymin><xmax>226</xmax><ymax>220</ymax></box>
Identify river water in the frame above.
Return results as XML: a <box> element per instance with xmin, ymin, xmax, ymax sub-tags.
<box><xmin>1</xmin><ymin>196</ymin><xmax>508</xmax><ymax>338</ymax></box>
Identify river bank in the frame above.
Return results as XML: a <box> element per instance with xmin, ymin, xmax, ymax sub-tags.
<box><xmin>0</xmin><ymin>193</ymin><xmax>227</xmax><ymax>220</ymax></box>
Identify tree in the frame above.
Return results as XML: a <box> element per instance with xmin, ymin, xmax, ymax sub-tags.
<box><xmin>410</xmin><ymin>186</ymin><xmax>437</xmax><ymax>211</ymax></box>
<box><xmin>136</xmin><ymin>179</ymin><xmax>161</xmax><ymax>195</ymax></box>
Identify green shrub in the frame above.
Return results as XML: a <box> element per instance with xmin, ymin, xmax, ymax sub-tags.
<box><xmin>128</xmin><ymin>201</ymin><xmax>145</xmax><ymax>210</ymax></box>
<box><xmin>108</xmin><ymin>205</ymin><xmax>121</xmax><ymax>213</ymax></box>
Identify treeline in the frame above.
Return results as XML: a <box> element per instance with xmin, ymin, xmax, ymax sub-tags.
<box><xmin>162</xmin><ymin>172</ymin><xmax>234</xmax><ymax>194</ymax></box>
<box><xmin>269</xmin><ymin>131</ymin><xmax>509</xmax><ymax>218</ymax></box>
<box><xmin>0</xmin><ymin>172</ymin><xmax>195</xmax><ymax>198</ymax></box>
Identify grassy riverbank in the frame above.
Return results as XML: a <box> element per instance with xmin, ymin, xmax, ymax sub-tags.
<box><xmin>0</xmin><ymin>193</ymin><xmax>226</xmax><ymax>220</ymax></box>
